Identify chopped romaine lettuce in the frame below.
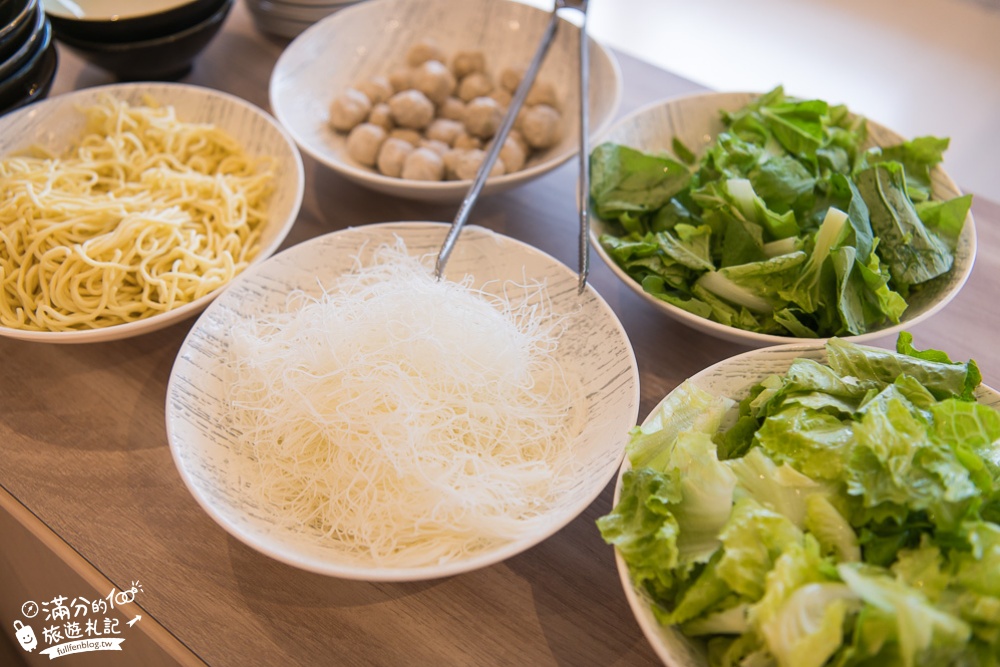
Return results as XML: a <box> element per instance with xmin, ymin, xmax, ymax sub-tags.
<box><xmin>599</xmin><ymin>335</ymin><xmax>1000</xmax><ymax>665</ymax></box>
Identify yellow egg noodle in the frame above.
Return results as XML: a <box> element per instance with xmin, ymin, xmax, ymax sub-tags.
<box><xmin>0</xmin><ymin>96</ymin><xmax>274</xmax><ymax>331</ymax></box>
<box><xmin>222</xmin><ymin>244</ymin><xmax>585</xmax><ymax>568</ymax></box>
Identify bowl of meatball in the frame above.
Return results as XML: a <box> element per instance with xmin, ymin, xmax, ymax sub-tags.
<box><xmin>268</xmin><ymin>0</ymin><xmax>622</xmax><ymax>203</ymax></box>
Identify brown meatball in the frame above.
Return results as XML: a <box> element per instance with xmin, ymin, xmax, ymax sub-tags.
<box><xmin>463</xmin><ymin>97</ymin><xmax>504</xmax><ymax>139</ymax></box>
<box><xmin>329</xmin><ymin>88</ymin><xmax>372</xmax><ymax>132</ymax></box>
<box><xmin>453</xmin><ymin>149</ymin><xmax>505</xmax><ymax>180</ymax></box>
<box><xmin>387</xmin><ymin>90</ymin><xmax>435</xmax><ymax>130</ymax></box>
<box><xmin>412</xmin><ymin>60</ymin><xmax>456</xmax><ymax>106</ymax></box>
<box><xmin>519</xmin><ymin>104</ymin><xmax>561</xmax><ymax>149</ymax></box>
<box><xmin>457</xmin><ymin>72</ymin><xmax>494</xmax><ymax>103</ymax></box>
<box><xmin>425</xmin><ymin>118</ymin><xmax>464</xmax><ymax>145</ymax></box>
<box><xmin>401</xmin><ymin>148</ymin><xmax>445</xmax><ymax>181</ymax></box>
<box><xmin>376</xmin><ymin>137</ymin><xmax>415</xmax><ymax>177</ymax></box>
<box><xmin>356</xmin><ymin>76</ymin><xmax>393</xmax><ymax>105</ymax></box>
<box><xmin>346</xmin><ymin>123</ymin><xmax>387</xmax><ymax>167</ymax></box>
<box><xmin>405</xmin><ymin>39</ymin><xmax>445</xmax><ymax>67</ymax></box>
<box><xmin>451</xmin><ymin>50</ymin><xmax>485</xmax><ymax>79</ymax></box>
<box><xmin>367</xmin><ymin>103</ymin><xmax>394</xmax><ymax>131</ymax></box>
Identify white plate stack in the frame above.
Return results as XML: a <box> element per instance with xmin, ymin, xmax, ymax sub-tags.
<box><xmin>245</xmin><ymin>0</ymin><xmax>362</xmax><ymax>39</ymax></box>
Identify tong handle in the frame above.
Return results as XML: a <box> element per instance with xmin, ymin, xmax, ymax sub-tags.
<box><xmin>574</xmin><ymin>0</ymin><xmax>590</xmax><ymax>293</ymax></box>
<box><xmin>435</xmin><ymin>0</ymin><xmax>592</xmax><ymax>297</ymax></box>
<box><xmin>434</xmin><ymin>3</ymin><xmax>562</xmax><ymax>279</ymax></box>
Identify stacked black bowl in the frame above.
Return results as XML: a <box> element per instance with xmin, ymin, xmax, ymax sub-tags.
<box><xmin>43</xmin><ymin>0</ymin><xmax>235</xmax><ymax>81</ymax></box>
<box><xmin>0</xmin><ymin>0</ymin><xmax>58</xmax><ymax>115</ymax></box>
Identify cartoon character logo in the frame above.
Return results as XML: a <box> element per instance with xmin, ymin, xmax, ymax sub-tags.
<box><xmin>14</xmin><ymin>620</ymin><xmax>37</xmax><ymax>652</ymax></box>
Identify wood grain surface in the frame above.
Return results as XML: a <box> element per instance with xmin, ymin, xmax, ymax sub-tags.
<box><xmin>2</xmin><ymin>3</ymin><xmax>998</xmax><ymax>666</ymax></box>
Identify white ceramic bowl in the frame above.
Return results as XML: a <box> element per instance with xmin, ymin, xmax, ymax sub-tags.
<box><xmin>246</xmin><ymin>9</ymin><xmax>313</xmax><ymax>39</ymax></box>
<box><xmin>247</xmin><ymin>0</ymin><xmax>354</xmax><ymax>21</ymax></box>
<box><xmin>269</xmin><ymin>0</ymin><xmax>622</xmax><ymax>203</ymax></box>
<box><xmin>166</xmin><ymin>221</ymin><xmax>641</xmax><ymax>580</ymax></box>
<box><xmin>613</xmin><ymin>342</ymin><xmax>1000</xmax><ymax>666</ymax></box>
<box><xmin>245</xmin><ymin>0</ymin><xmax>358</xmax><ymax>38</ymax></box>
<box><xmin>591</xmin><ymin>91</ymin><xmax>977</xmax><ymax>347</ymax></box>
<box><xmin>0</xmin><ymin>82</ymin><xmax>304</xmax><ymax>343</ymax></box>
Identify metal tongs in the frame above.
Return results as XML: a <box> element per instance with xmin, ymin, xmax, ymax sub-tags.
<box><xmin>434</xmin><ymin>0</ymin><xmax>591</xmax><ymax>294</ymax></box>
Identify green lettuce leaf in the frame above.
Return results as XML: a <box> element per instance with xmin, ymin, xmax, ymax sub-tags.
<box><xmin>838</xmin><ymin>563</ymin><xmax>971</xmax><ymax>667</ymax></box>
<box><xmin>754</xmin><ymin>405</ymin><xmax>855</xmax><ymax>481</ymax></box>
<box><xmin>806</xmin><ymin>494</ymin><xmax>861</xmax><ymax>563</ymax></box>
<box><xmin>759</xmin><ymin>582</ymin><xmax>857</xmax><ymax>667</ymax></box>
<box><xmin>827</xmin><ymin>337</ymin><xmax>980</xmax><ymax>401</ymax></box>
<box><xmin>849</xmin><ymin>395</ymin><xmax>979</xmax><ymax>531</ymax></box>
<box><xmin>656</xmin><ymin>225</ymin><xmax>715</xmax><ymax>271</ymax></box>
<box><xmin>667</xmin><ymin>551</ymin><xmax>734</xmax><ymax>626</ymax></box>
<box><xmin>857</xmin><ymin>244</ymin><xmax>908</xmax><ymax>325</ymax></box>
<box><xmin>855</xmin><ymin>162</ymin><xmax>953</xmax><ymax>287</ymax></box>
<box><xmin>670</xmin><ymin>432</ymin><xmax>739</xmax><ymax>564</ymax></box>
<box><xmin>760</xmin><ymin>98</ymin><xmax>828</xmax><ymax>161</ymax></box>
<box><xmin>638</xmin><ymin>273</ymin><xmax>709</xmax><ymax>312</ymax></box>
<box><xmin>915</xmin><ymin>194</ymin><xmax>972</xmax><ymax>250</ymax></box>
<box><xmin>691</xmin><ymin>283</ymin><xmax>766</xmax><ymax>331</ymax></box>
<box><xmin>779</xmin><ymin>207</ymin><xmax>849</xmax><ymax>314</ymax></box>
<box><xmin>891</xmin><ymin>539</ymin><xmax>950</xmax><ymax>602</ymax></box>
<box><xmin>589</xmin><ymin>142</ymin><xmax>691</xmax><ymax>220</ymax></box>
<box><xmin>748</xmin><ymin>154</ymin><xmax>816</xmax><ymax>216</ymax></box>
<box><xmin>726</xmin><ymin>178</ymin><xmax>800</xmax><ymax>240</ymax></box>
<box><xmin>716</xmin><ymin>498</ymin><xmax>803</xmax><ymax>600</ymax></box>
<box><xmin>597</xmin><ymin>467</ymin><xmax>683</xmax><ymax>603</ymax></box>
<box><xmin>868</xmin><ymin>136</ymin><xmax>949</xmax><ymax>202</ymax></box>
<box><xmin>682</xmin><ymin>603</ymin><xmax>750</xmax><ymax>636</ymax></box>
<box><xmin>951</xmin><ymin>522</ymin><xmax>1000</xmax><ymax>599</ymax></box>
<box><xmin>627</xmin><ymin>380</ymin><xmax>734</xmax><ymax>471</ymax></box>
<box><xmin>729</xmin><ymin>448</ymin><xmax>827</xmax><ymax>527</ymax></box>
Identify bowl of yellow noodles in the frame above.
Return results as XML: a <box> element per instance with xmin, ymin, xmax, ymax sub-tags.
<box><xmin>0</xmin><ymin>82</ymin><xmax>304</xmax><ymax>343</ymax></box>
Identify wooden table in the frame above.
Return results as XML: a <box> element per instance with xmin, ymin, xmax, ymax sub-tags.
<box><xmin>3</xmin><ymin>4</ymin><xmax>999</xmax><ymax>665</ymax></box>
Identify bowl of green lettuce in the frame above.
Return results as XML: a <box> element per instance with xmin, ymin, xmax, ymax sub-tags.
<box><xmin>599</xmin><ymin>333</ymin><xmax>1000</xmax><ymax>666</ymax></box>
<box><xmin>589</xmin><ymin>88</ymin><xmax>976</xmax><ymax>345</ymax></box>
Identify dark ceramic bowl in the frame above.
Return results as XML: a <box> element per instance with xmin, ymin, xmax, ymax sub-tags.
<box><xmin>0</xmin><ymin>0</ymin><xmax>38</xmax><ymax>63</ymax></box>
<box><xmin>0</xmin><ymin>39</ymin><xmax>57</xmax><ymax>115</ymax></box>
<box><xmin>43</xmin><ymin>0</ymin><xmax>227</xmax><ymax>43</ymax></box>
<box><xmin>0</xmin><ymin>1</ymin><xmax>44</xmax><ymax>80</ymax></box>
<box><xmin>54</xmin><ymin>0</ymin><xmax>233</xmax><ymax>81</ymax></box>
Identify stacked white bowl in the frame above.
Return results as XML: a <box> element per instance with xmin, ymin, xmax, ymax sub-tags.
<box><xmin>245</xmin><ymin>0</ymin><xmax>362</xmax><ymax>39</ymax></box>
